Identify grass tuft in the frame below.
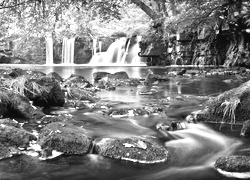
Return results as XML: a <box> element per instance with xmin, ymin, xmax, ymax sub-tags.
<box><xmin>219</xmin><ymin>97</ymin><xmax>240</xmax><ymax>130</ymax></box>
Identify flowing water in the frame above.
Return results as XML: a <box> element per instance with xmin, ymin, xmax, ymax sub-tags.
<box><xmin>1</xmin><ymin>65</ymin><xmax>250</xmax><ymax>180</ymax></box>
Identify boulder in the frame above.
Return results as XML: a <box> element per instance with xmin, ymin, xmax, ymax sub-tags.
<box><xmin>46</xmin><ymin>72</ymin><xmax>63</xmax><ymax>82</ymax></box>
<box><xmin>93</xmin><ymin>72</ymin><xmax>110</xmax><ymax>82</ymax></box>
<box><xmin>66</xmin><ymin>88</ymin><xmax>100</xmax><ymax>103</ymax></box>
<box><xmin>8</xmin><ymin>68</ymin><xmax>27</xmax><ymax>78</ymax></box>
<box><xmin>95</xmin><ymin>80</ymin><xmax>116</xmax><ymax>91</ymax></box>
<box><xmin>95</xmin><ymin>137</ymin><xmax>169</xmax><ymax>164</ymax></box>
<box><xmin>26</xmin><ymin>70</ymin><xmax>46</xmax><ymax>79</ymax></box>
<box><xmin>108</xmin><ymin>71</ymin><xmax>129</xmax><ymax>80</ymax></box>
<box><xmin>26</xmin><ymin>76</ymin><xmax>65</xmax><ymax>107</ymax></box>
<box><xmin>6</xmin><ymin>92</ymin><xmax>45</xmax><ymax>119</ymax></box>
<box><xmin>0</xmin><ymin>121</ymin><xmax>37</xmax><ymax>148</ymax></box>
<box><xmin>0</xmin><ymin>143</ymin><xmax>12</xmax><ymax>160</ymax></box>
<box><xmin>196</xmin><ymin>80</ymin><xmax>250</xmax><ymax>124</ymax></box>
<box><xmin>64</xmin><ymin>74</ymin><xmax>92</xmax><ymax>89</ymax></box>
<box><xmin>38</xmin><ymin>122</ymin><xmax>92</xmax><ymax>157</ymax></box>
<box><xmin>0</xmin><ymin>54</ymin><xmax>11</xmax><ymax>64</ymax></box>
<box><xmin>39</xmin><ymin>114</ymin><xmax>74</xmax><ymax>124</ymax></box>
<box><xmin>215</xmin><ymin>156</ymin><xmax>250</xmax><ymax>176</ymax></box>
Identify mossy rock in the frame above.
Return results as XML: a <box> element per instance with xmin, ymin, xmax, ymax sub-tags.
<box><xmin>215</xmin><ymin>155</ymin><xmax>250</xmax><ymax>172</ymax></box>
<box><xmin>95</xmin><ymin>137</ymin><xmax>169</xmax><ymax>164</ymax></box>
<box><xmin>38</xmin><ymin>122</ymin><xmax>92</xmax><ymax>156</ymax></box>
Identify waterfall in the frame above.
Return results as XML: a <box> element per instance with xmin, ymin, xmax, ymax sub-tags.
<box><xmin>127</xmin><ymin>36</ymin><xmax>142</xmax><ymax>65</ymax></box>
<box><xmin>98</xmin><ymin>40</ymin><xmax>102</xmax><ymax>52</ymax></box>
<box><xmin>92</xmin><ymin>39</ymin><xmax>97</xmax><ymax>56</ymax></box>
<box><xmin>45</xmin><ymin>37</ymin><xmax>54</xmax><ymax>65</ymax></box>
<box><xmin>62</xmin><ymin>37</ymin><xmax>75</xmax><ymax>64</ymax></box>
<box><xmin>89</xmin><ymin>36</ymin><xmax>144</xmax><ymax>66</ymax></box>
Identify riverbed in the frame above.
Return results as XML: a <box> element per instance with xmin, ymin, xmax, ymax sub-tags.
<box><xmin>0</xmin><ymin>65</ymin><xmax>249</xmax><ymax>180</ymax></box>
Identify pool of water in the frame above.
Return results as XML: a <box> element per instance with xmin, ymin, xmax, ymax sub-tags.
<box><xmin>1</xmin><ymin>65</ymin><xmax>250</xmax><ymax>180</ymax></box>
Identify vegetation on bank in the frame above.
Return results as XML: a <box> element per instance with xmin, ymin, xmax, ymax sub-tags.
<box><xmin>0</xmin><ymin>0</ymin><xmax>249</xmax><ymax>65</ymax></box>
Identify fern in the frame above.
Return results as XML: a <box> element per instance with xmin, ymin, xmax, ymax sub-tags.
<box><xmin>219</xmin><ymin>97</ymin><xmax>240</xmax><ymax>130</ymax></box>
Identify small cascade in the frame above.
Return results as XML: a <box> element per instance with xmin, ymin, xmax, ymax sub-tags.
<box><xmin>130</xmin><ymin>36</ymin><xmax>142</xmax><ymax>65</ymax></box>
<box><xmin>98</xmin><ymin>40</ymin><xmax>102</xmax><ymax>53</ymax></box>
<box><xmin>45</xmin><ymin>36</ymin><xmax>54</xmax><ymax>65</ymax></box>
<box><xmin>89</xmin><ymin>36</ymin><xmax>144</xmax><ymax>66</ymax></box>
<box><xmin>92</xmin><ymin>39</ymin><xmax>98</xmax><ymax>56</ymax></box>
<box><xmin>62</xmin><ymin>37</ymin><xmax>75</xmax><ymax>64</ymax></box>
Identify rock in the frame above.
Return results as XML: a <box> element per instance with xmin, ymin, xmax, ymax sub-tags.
<box><xmin>38</xmin><ymin>122</ymin><xmax>92</xmax><ymax>157</ymax></box>
<box><xmin>0</xmin><ymin>123</ymin><xmax>37</xmax><ymax>148</ymax></box>
<box><xmin>0</xmin><ymin>143</ymin><xmax>12</xmax><ymax>160</ymax></box>
<box><xmin>108</xmin><ymin>71</ymin><xmax>129</xmax><ymax>80</ymax></box>
<box><xmin>108</xmin><ymin>108</ymin><xmax>135</xmax><ymax>118</ymax></box>
<box><xmin>40</xmin><ymin>114</ymin><xmax>74</xmax><ymax>124</ymax></box>
<box><xmin>197</xmin><ymin>80</ymin><xmax>250</xmax><ymax>123</ymax></box>
<box><xmin>96</xmin><ymin>80</ymin><xmax>116</xmax><ymax>91</ymax></box>
<box><xmin>0</xmin><ymin>118</ymin><xmax>20</xmax><ymax>128</ymax></box>
<box><xmin>46</xmin><ymin>72</ymin><xmax>63</xmax><ymax>82</ymax></box>
<box><xmin>240</xmin><ymin>119</ymin><xmax>250</xmax><ymax>136</ymax></box>
<box><xmin>6</xmin><ymin>92</ymin><xmax>45</xmax><ymax>119</ymax></box>
<box><xmin>26</xmin><ymin>76</ymin><xmax>65</xmax><ymax>107</ymax></box>
<box><xmin>26</xmin><ymin>70</ymin><xmax>46</xmax><ymax>79</ymax></box>
<box><xmin>64</xmin><ymin>74</ymin><xmax>92</xmax><ymax>89</ymax></box>
<box><xmin>95</xmin><ymin>137</ymin><xmax>169</xmax><ymax>164</ymax></box>
<box><xmin>215</xmin><ymin>155</ymin><xmax>250</xmax><ymax>179</ymax></box>
<box><xmin>0</xmin><ymin>54</ymin><xmax>11</xmax><ymax>64</ymax></box>
<box><xmin>66</xmin><ymin>88</ymin><xmax>100</xmax><ymax>103</ymax></box>
<box><xmin>93</xmin><ymin>72</ymin><xmax>111</xmax><ymax>82</ymax></box>
<box><xmin>8</xmin><ymin>68</ymin><xmax>27</xmax><ymax>78</ymax></box>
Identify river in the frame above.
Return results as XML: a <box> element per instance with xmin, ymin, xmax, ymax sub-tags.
<box><xmin>0</xmin><ymin>64</ymin><xmax>249</xmax><ymax>180</ymax></box>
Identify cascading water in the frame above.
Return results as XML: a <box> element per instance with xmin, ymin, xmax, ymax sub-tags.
<box><xmin>89</xmin><ymin>36</ymin><xmax>144</xmax><ymax>66</ymax></box>
<box><xmin>45</xmin><ymin>36</ymin><xmax>54</xmax><ymax>65</ymax></box>
<box><xmin>62</xmin><ymin>37</ymin><xmax>75</xmax><ymax>64</ymax></box>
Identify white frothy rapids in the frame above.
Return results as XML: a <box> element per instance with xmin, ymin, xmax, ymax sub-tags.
<box><xmin>138</xmin><ymin>123</ymin><xmax>242</xmax><ymax>180</ymax></box>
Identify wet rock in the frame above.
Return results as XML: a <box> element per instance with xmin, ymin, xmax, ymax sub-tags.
<box><xmin>6</xmin><ymin>92</ymin><xmax>45</xmax><ymax>119</ymax></box>
<box><xmin>240</xmin><ymin>119</ymin><xmax>250</xmax><ymax>136</ymax></box>
<box><xmin>0</xmin><ymin>122</ymin><xmax>37</xmax><ymax>148</ymax></box>
<box><xmin>0</xmin><ymin>89</ymin><xmax>44</xmax><ymax>119</ymax></box>
<box><xmin>0</xmin><ymin>118</ymin><xmax>20</xmax><ymax>128</ymax></box>
<box><xmin>64</xmin><ymin>74</ymin><xmax>92</xmax><ymax>89</ymax></box>
<box><xmin>38</xmin><ymin>122</ymin><xmax>92</xmax><ymax>156</ymax></box>
<box><xmin>93</xmin><ymin>72</ymin><xmax>110</xmax><ymax>82</ymax></box>
<box><xmin>26</xmin><ymin>76</ymin><xmax>65</xmax><ymax>107</ymax></box>
<box><xmin>0</xmin><ymin>143</ymin><xmax>12</xmax><ymax>160</ymax></box>
<box><xmin>39</xmin><ymin>114</ymin><xmax>74</xmax><ymax>124</ymax></box>
<box><xmin>126</xmin><ymin>78</ymin><xmax>142</xmax><ymax>87</ymax></box>
<box><xmin>26</xmin><ymin>70</ymin><xmax>46</xmax><ymax>79</ymax></box>
<box><xmin>8</xmin><ymin>68</ymin><xmax>27</xmax><ymax>78</ymax></box>
<box><xmin>108</xmin><ymin>71</ymin><xmax>129</xmax><ymax>80</ymax></box>
<box><xmin>95</xmin><ymin>80</ymin><xmax>116</xmax><ymax>91</ymax></box>
<box><xmin>215</xmin><ymin>155</ymin><xmax>250</xmax><ymax>173</ymax></box>
<box><xmin>95</xmin><ymin>137</ymin><xmax>169</xmax><ymax>164</ymax></box>
<box><xmin>66</xmin><ymin>88</ymin><xmax>100</xmax><ymax>103</ymax></box>
<box><xmin>108</xmin><ymin>108</ymin><xmax>134</xmax><ymax>118</ymax></box>
<box><xmin>46</xmin><ymin>72</ymin><xmax>63</xmax><ymax>82</ymax></box>
<box><xmin>196</xmin><ymin>80</ymin><xmax>250</xmax><ymax>123</ymax></box>
<box><xmin>0</xmin><ymin>54</ymin><xmax>11</xmax><ymax>64</ymax></box>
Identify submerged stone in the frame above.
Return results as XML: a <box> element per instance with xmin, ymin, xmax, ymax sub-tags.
<box><xmin>95</xmin><ymin>137</ymin><xmax>169</xmax><ymax>164</ymax></box>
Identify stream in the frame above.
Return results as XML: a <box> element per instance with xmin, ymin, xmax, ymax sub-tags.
<box><xmin>0</xmin><ymin>65</ymin><xmax>250</xmax><ymax>180</ymax></box>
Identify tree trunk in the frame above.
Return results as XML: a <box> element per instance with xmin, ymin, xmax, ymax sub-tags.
<box><xmin>131</xmin><ymin>0</ymin><xmax>159</xmax><ymax>20</ymax></box>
